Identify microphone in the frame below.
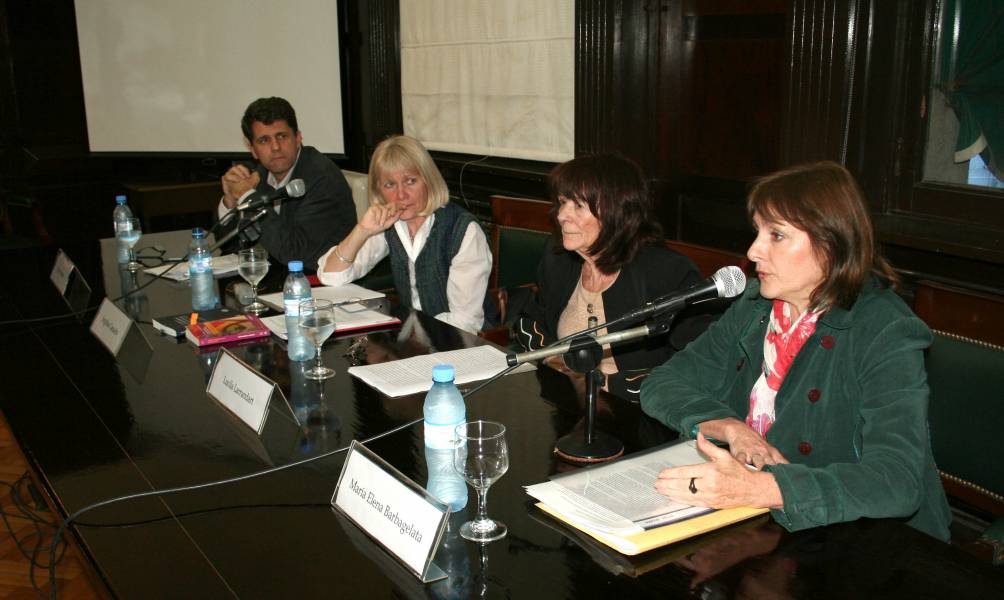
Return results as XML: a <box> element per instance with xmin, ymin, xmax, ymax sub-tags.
<box><xmin>508</xmin><ymin>324</ymin><xmax>653</xmax><ymax>366</ymax></box>
<box><xmin>505</xmin><ymin>266</ymin><xmax>747</xmax><ymax>367</ymax></box>
<box><xmin>235</xmin><ymin>178</ymin><xmax>306</xmax><ymax>212</ymax></box>
<box><xmin>620</xmin><ymin>265</ymin><xmax>747</xmax><ymax>322</ymax></box>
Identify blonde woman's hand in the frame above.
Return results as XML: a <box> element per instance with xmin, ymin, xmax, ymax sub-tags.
<box><xmin>358</xmin><ymin>203</ymin><xmax>403</xmax><ymax>236</ymax></box>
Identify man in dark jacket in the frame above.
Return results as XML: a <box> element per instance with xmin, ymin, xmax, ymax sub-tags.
<box><xmin>217</xmin><ymin>97</ymin><xmax>356</xmax><ymax>271</ymax></box>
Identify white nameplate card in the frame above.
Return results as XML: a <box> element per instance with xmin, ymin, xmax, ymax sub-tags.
<box><xmin>206</xmin><ymin>348</ymin><xmax>277</xmax><ymax>434</ymax></box>
<box><xmin>333</xmin><ymin>441</ymin><xmax>449</xmax><ymax>583</ymax></box>
<box><xmin>49</xmin><ymin>250</ymin><xmax>75</xmax><ymax>295</ymax></box>
<box><xmin>89</xmin><ymin>298</ymin><xmax>133</xmax><ymax>355</ymax></box>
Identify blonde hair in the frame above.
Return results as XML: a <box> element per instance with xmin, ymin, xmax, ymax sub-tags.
<box><xmin>367</xmin><ymin>135</ymin><xmax>449</xmax><ymax>216</ymax></box>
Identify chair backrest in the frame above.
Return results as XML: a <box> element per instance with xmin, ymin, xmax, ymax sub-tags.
<box><xmin>341</xmin><ymin>169</ymin><xmax>370</xmax><ymax>222</ymax></box>
<box><xmin>489</xmin><ymin>195</ymin><xmax>553</xmax><ymax>290</ymax></box>
<box><xmin>664</xmin><ymin>240</ymin><xmax>750</xmax><ymax>279</ymax></box>
<box><xmin>926</xmin><ymin>331</ymin><xmax>1004</xmax><ymax>517</ymax></box>
<box><xmin>914</xmin><ymin>279</ymin><xmax>1004</xmax><ymax>346</ymax></box>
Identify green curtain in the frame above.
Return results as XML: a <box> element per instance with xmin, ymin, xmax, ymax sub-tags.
<box><xmin>938</xmin><ymin>0</ymin><xmax>1004</xmax><ymax>180</ymax></box>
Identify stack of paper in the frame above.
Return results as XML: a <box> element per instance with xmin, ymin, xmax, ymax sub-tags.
<box><xmin>144</xmin><ymin>254</ymin><xmax>240</xmax><ymax>281</ymax></box>
<box><xmin>525</xmin><ymin>441</ymin><xmax>768</xmax><ymax>555</ymax></box>
<box><xmin>348</xmin><ymin>345</ymin><xmax>533</xmax><ymax>397</ymax></box>
<box><xmin>259</xmin><ymin>283</ymin><xmax>385</xmax><ymax>312</ymax></box>
<box><xmin>261</xmin><ymin>303</ymin><xmax>400</xmax><ymax>340</ymax></box>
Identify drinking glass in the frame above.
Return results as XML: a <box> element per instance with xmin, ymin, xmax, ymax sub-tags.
<box><xmin>453</xmin><ymin>420</ymin><xmax>509</xmax><ymax>542</ymax></box>
<box><xmin>237</xmin><ymin>247</ymin><xmax>269</xmax><ymax>315</ymax></box>
<box><xmin>118</xmin><ymin>217</ymin><xmax>143</xmax><ymax>272</ymax></box>
<box><xmin>299</xmin><ymin>299</ymin><xmax>336</xmax><ymax>380</ymax></box>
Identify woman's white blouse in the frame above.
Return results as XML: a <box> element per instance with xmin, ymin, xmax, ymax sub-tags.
<box><xmin>317</xmin><ymin>213</ymin><xmax>492</xmax><ymax>334</ymax></box>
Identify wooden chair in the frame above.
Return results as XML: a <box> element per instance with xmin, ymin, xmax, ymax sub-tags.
<box><xmin>913</xmin><ymin>279</ymin><xmax>1004</xmax><ymax>563</ymax></box>
<box><xmin>913</xmin><ymin>279</ymin><xmax>1004</xmax><ymax>346</ymax></box>
<box><xmin>489</xmin><ymin>195</ymin><xmax>553</xmax><ymax>290</ymax></box>
<box><xmin>664</xmin><ymin>239</ymin><xmax>750</xmax><ymax>279</ymax></box>
<box><xmin>480</xmin><ymin>195</ymin><xmax>553</xmax><ymax>345</ymax></box>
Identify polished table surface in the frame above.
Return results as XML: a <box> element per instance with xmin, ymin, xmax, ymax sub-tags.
<box><xmin>1</xmin><ymin>232</ymin><xmax>1003</xmax><ymax>599</ymax></box>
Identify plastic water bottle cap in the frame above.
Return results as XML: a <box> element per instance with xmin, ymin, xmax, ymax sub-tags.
<box><xmin>115</xmin><ymin>195</ymin><xmax>127</xmax><ymax>205</ymax></box>
<box><xmin>288</xmin><ymin>261</ymin><xmax>304</xmax><ymax>272</ymax></box>
<box><xmin>432</xmin><ymin>364</ymin><xmax>455</xmax><ymax>383</ymax></box>
<box><xmin>191</xmin><ymin>227</ymin><xmax>206</xmax><ymax>239</ymax></box>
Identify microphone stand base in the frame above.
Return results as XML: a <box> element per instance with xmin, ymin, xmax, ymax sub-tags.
<box><xmin>554</xmin><ymin>431</ymin><xmax>624</xmax><ymax>464</ymax></box>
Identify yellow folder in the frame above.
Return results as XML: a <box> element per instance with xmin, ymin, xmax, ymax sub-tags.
<box><xmin>536</xmin><ymin>502</ymin><xmax>769</xmax><ymax>555</ymax></box>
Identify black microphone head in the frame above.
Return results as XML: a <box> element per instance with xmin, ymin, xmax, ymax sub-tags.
<box><xmin>286</xmin><ymin>179</ymin><xmax>306</xmax><ymax>198</ymax></box>
<box><xmin>711</xmin><ymin>266</ymin><xmax>747</xmax><ymax>298</ymax></box>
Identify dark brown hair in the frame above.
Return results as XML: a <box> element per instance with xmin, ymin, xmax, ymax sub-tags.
<box><xmin>241</xmin><ymin>97</ymin><xmax>298</xmax><ymax>142</ymax></box>
<box><xmin>548</xmin><ymin>154</ymin><xmax>662</xmax><ymax>274</ymax></box>
<box><xmin>747</xmin><ymin>161</ymin><xmax>898</xmax><ymax>310</ymax></box>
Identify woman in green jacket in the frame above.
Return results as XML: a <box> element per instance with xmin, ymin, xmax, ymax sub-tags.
<box><xmin>640</xmin><ymin>161</ymin><xmax>951</xmax><ymax>540</ymax></box>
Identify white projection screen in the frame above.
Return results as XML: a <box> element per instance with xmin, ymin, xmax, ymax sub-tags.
<box><xmin>74</xmin><ymin>0</ymin><xmax>345</xmax><ymax>154</ymax></box>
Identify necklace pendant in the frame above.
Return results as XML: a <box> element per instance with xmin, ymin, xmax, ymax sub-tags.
<box><xmin>587</xmin><ymin>303</ymin><xmax>594</xmax><ymax>314</ymax></box>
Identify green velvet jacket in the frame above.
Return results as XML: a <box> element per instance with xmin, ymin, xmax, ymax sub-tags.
<box><xmin>640</xmin><ymin>278</ymin><xmax>952</xmax><ymax>541</ymax></box>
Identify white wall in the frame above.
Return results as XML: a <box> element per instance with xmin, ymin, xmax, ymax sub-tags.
<box><xmin>75</xmin><ymin>0</ymin><xmax>345</xmax><ymax>154</ymax></box>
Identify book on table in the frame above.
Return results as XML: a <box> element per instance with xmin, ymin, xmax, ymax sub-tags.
<box><xmin>185</xmin><ymin>313</ymin><xmax>271</xmax><ymax>346</ymax></box>
<box><xmin>152</xmin><ymin>307</ymin><xmax>238</xmax><ymax>337</ymax></box>
<box><xmin>525</xmin><ymin>440</ymin><xmax>768</xmax><ymax>555</ymax></box>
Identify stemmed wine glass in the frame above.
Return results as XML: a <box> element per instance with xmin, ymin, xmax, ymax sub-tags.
<box><xmin>453</xmin><ymin>420</ymin><xmax>509</xmax><ymax>542</ymax></box>
<box><xmin>117</xmin><ymin>217</ymin><xmax>143</xmax><ymax>272</ymax></box>
<box><xmin>237</xmin><ymin>247</ymin><xmax>269</xmax><ymax>315</ymax></box>
<box><xmin>299</xmin><ymin>298</ymin><xmax>336</xmax><ymax>380</ymax></box>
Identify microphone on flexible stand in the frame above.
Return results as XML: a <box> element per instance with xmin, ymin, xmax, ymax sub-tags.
<box><xmin>510</xmin><ymin>265</ymin><xmax>747</xmax><ymax>464</ymax></box>
<box><xmin>209</xmin><ymin>178</ymin><xmax>308</xmax><ymax>254</ymax></box>
<box><xmin>217</xmin><ymin>179</ymin><xmax>307</xmax><ymax>229</ymax></box>
<box><xmin>506</xmin><ymin>266</ymin><xmax>747</xmax><ymax>367</ymax></box>
<box><xmin>235</xmin><ymin>178</ymin><xmax>306</xmax><ymax>211</ymax></box>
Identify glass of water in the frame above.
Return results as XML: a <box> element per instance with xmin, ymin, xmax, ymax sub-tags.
<box><xmin>299</xmin><ymin>298</ymin><xmax>336</xmax><ymax>380</ymax></box>
<box><xmin>454</xmin><ymin>420</ymin><xmax>509</xmax><ymax>543</ymax></box>
<box><xmin>237</xmin><ymin>247</ymin><xmax>269</xmax><ymax>315</ymax></box>
<box><xmin>118</xmin><ymin>217</ymin><xmax>143</xmax><ymax>272</ymax></box>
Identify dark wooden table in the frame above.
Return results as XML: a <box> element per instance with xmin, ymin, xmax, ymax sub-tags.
<box><xmin>1</xmin><ymin>232</ymin><xmax>1002</xmax><ymax>599</ymax></box>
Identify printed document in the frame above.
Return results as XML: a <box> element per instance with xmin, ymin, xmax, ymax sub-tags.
<box><xmin>144</xmin><ymin>254</ymin><xmax>239</xmax><ymax>281</ymax></box>
<box><xmin>525</xmin><ymin>441</ymin><xmax>712</xmax><ymax>536</ymax></box>
<box><xmin>348</xmin><ymin>345</ymin><xmax>533</xmax><ymax>397</ymax></box>
<box><xmin>259</xmin><ymin>283</ymin><xmax>385</xmax><ymax>312</ymax></box>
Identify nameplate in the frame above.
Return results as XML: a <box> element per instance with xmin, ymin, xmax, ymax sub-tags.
<box><xmin>206</xmin><ymin>348</ymin><xmax>276</xmax><ymax>434</ymax></box>
<box><xmin>333</xmin><ymin>441</ymin><xmax>449</xmax><ymax>583</ymax></box>
<box><xmin>49</xmin><ymin>250</ymin><xmax>74</xmax><ymax>295</ymax></box>
<box><xmin>89</xmin><ymin>298</ymin><xmax>132</xmax><ymax>355</ymax></box>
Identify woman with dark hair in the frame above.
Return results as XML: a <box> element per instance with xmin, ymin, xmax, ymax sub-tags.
<box><xmin>641</xmin><ymin>161</ymin><xmax>951</xmax><ymax>540</ymax></box>
<box><xmin>513</xmin><ymin>154</ymin><xmax>703</xmax><ymax>401</ymax></box>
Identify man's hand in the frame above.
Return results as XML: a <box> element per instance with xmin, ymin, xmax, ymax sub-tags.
<box><xmin>221</xmin><ymin>165</ymin><xmax>261</xmax><ymax>208</ymax></box>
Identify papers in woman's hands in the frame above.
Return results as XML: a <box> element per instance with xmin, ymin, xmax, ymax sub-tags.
<box><xmin>525</xmin><ymin>441</ymin><xmax>713</xmax><ymax>537</ymax></box>
<box><xmin>348</xmin><ymin>345</ymin><xmax>533</xmax><ymax>397</ymax></box>
<box><xmin>143</xmin><ymin>254</ymin><xmax>240</xmax><ymax>281</ymax></box>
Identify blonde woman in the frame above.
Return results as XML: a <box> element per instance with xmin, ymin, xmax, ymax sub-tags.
<box><xmin>318</xmin><ymin>135</ymin><xmax>492</xmax><ymax>334</ymax></box>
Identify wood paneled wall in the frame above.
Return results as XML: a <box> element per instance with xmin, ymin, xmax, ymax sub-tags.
<box><xmin>1</xmin><ymin>0</ymin><xmax>1001</xmax><ymax>288</ymax></box>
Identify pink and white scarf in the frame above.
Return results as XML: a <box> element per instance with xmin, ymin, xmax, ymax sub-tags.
<box><xmin>746</xmin><ymin>300</ymin><xmax>820</xmax><ymax>437</ymax></box>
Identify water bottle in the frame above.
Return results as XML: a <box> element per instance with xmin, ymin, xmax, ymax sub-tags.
<box><xmin>425</xmin><ymin>446</ymin><xmax>468</xmax><ymax>512</ymax></box>
<box><xmin>188</xmin><ymin>228</ymin><xmax>219</xmax><ymax>311</ymax></box>
<box><xmin>112</xmin><ymin>195</ymin><xmax>133</xmax><ymax>264</ymax></box>
<box><xmin>424</xmin><ymin>364</ymin><xmax>466</xmax><ymax>449</ymax></box>
<box><xmin>283</xmin><ymin>260</ymin><xmax>315</xmax><ymax>361</ymax></box>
